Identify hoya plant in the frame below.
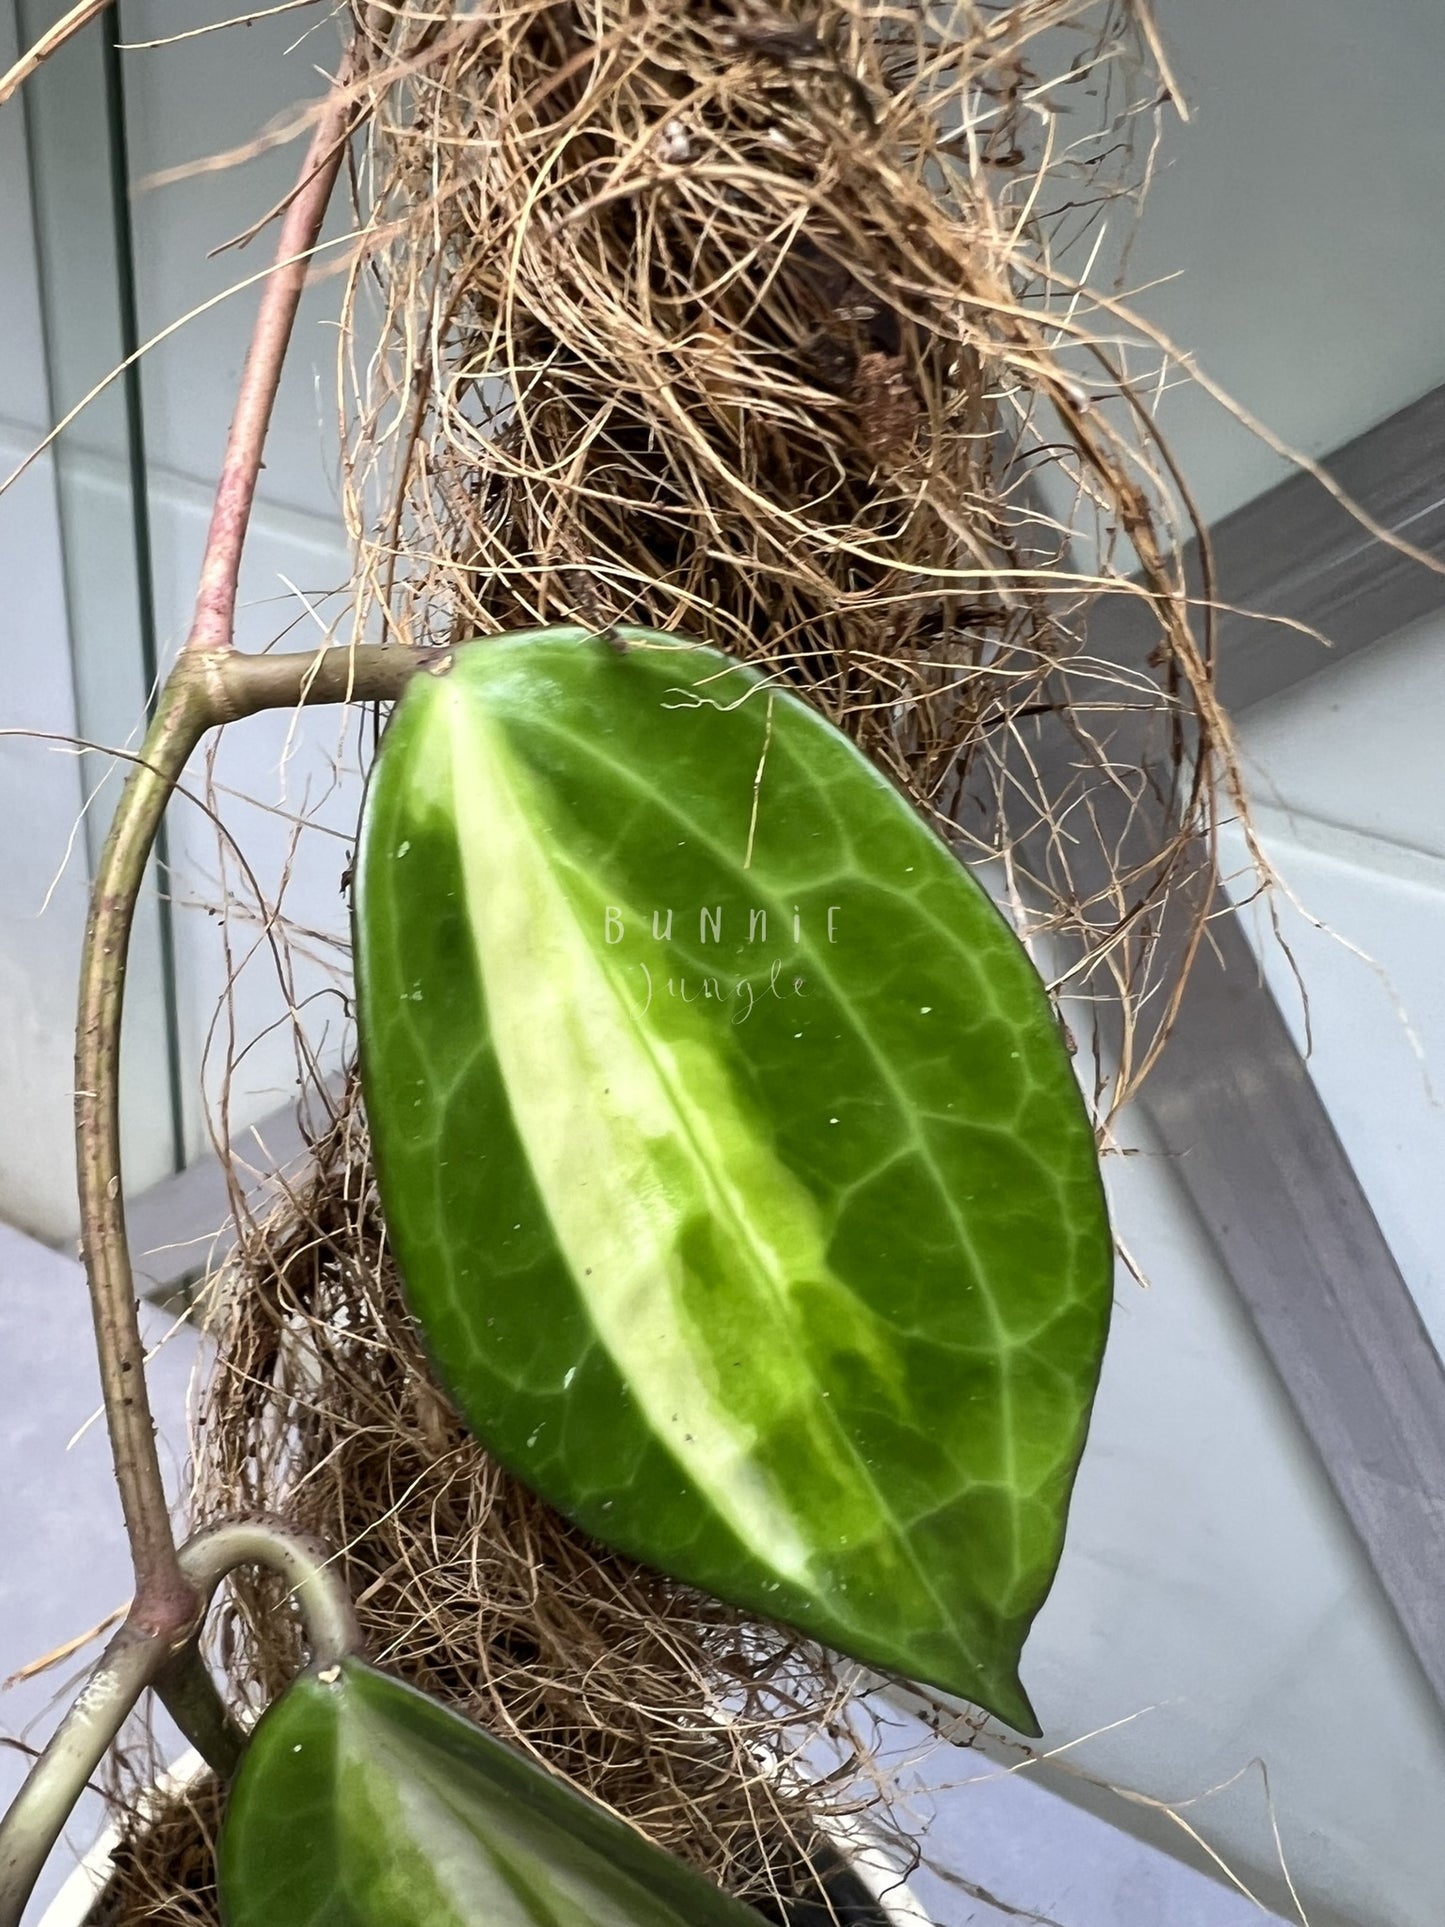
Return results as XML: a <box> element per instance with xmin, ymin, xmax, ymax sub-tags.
<box><xmin>0</xmin><ymin>603</ymin><xmax>1109</xmax><ymax>1926</ymax></box>
<box><xmin>355</xmin><ymin>630</ymin><xmax>1111</xmax><ymax>1736</ymax></box>
<box><xmin>0</xmin><ymin>7</ymin><xmax>1175</xmax><ymax>1924</ymax></box>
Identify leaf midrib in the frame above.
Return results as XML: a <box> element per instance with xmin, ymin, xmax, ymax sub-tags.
<box><xmin>515</xmin><ymin>707</ymin><xmax>1038</xmax><ymax>1618</ymax></box>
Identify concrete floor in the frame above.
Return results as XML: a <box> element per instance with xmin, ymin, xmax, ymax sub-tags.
<box><xmin>0</xmin><ymin>1222</ymin><xmax>198</xmax><ymax>1921</ymax></box>
<box><xmin>0</xmin><ymin>1221</ymin><xmax>1288</xmax><ymax>1925</ymax></box>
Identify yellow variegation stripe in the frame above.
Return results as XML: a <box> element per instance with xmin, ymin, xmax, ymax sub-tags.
<box><xmin>438</xmin><ymin>680</ymin><xmax>906</xmax><ymax>1589</ymax></box>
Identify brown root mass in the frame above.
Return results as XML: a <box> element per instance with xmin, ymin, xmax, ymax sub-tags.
<box><xmin>342</xmin><ymin>0</ymin><xmax>1227</xmax><ymax>1108</ymax></box>
<box><xmin>98</xmin><ymin>1</ymin><xmax>1226</xmax><ymax>1917</ymax></box>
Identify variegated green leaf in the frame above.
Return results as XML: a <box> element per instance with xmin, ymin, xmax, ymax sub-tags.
<box><xmin>218</xmin><ymin>1659</ymin><xmax>769</xmax><ymax>1926</ymax></box>
<box><xmin>355</xmin><ymin>630</ymin><xmax>1112</xmax><ymax>1733</ymax></box>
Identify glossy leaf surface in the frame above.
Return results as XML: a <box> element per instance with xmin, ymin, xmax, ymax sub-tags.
<box><xmin>355</xmin><ymin>631</ymin><xmax>1112</xmax><ymax>1733</ymax></box>
<box><xmin>218</xmin><ymin>1659</ymin><xmax>767</xmax><ymax>1927</ymax></box>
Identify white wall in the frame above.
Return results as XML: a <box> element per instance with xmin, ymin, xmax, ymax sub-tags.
<box><xmin>0</xmin><ymin>0</ymin><xmax>360</xmax><ymax>1225</ymax></box>
<box><xmin>1225</xmin><ymin>610</ymin><xmax>1445</xmax><ymax>1359</ymax></box>
<box><xmin>1019</xmin><ymin>1100</ymin><xmax>1445</xmax><ymax>1927</ymax></box>
<box><xmin>119</xmin><ymin>0</ymin><xmax>360</xmax><ymax>1166</ymax></box>
<box><xmin>1072</xmin><ymin>599</ymin><xmax>1445</xmax><ymax>1924</ymax></box>
<box><xmin>1128</xmin><ymin>0</ymin><xmax>1445</xmax><ymax>526</ymax></box>
<box><xmin>0</xmin><ymin>0</ymin><xmax>92</xmax><ymax>1238</ymax></box>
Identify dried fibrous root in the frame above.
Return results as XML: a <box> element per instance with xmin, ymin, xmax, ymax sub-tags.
<box><xmin>95</xmin><ymin>4</ymin><xmax>1234</xmax><ymax>1918</ymax></box>
<box><xmin>341</xmin><ymin>0</ymin><xmax>1234</xmax><ymax>1115</ymax></box>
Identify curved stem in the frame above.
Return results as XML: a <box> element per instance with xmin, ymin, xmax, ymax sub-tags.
<box><xmin>72</xmin><ymin>643</ymin><xmax>433</xmax><ymax>1775</ymax></box>
<box><xmin>74</xmin><ymin>668</ymin><xmax>247</xmax><ymax>1779</ymax></box>
<box><xmin>76</xmin><ymin>671</ymin><xmax>213</xmax><ymax>1630</ymax></box>
<box><xmin>0</xmin><ymin>1626</ymin><xmax>160</xmax><ymax>1927</ymax></box>
<box><xmin>75</xmin><ymin>650</ymin><xmax>433</xmax><ymax>1614</ymax></box>
<box><xmin>60</xmin><ymin>2</ymin><xmax>375</xmax><ymax>1824</ymax></box>
<box><xmin>180</xmin><ymin>1518</ymin><xmax>363</xmax><ymax>1671</ymax></box>
<box><xmin>0</xmin><ymin>1515</ymin><xmax>363</xmax><ymax>1927</ymax></box>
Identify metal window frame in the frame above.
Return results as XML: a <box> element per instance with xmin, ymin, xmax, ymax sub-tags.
<box><xmin>1055</xmin><ymin>380</ymin><xmax>1445</xmax><ymax>1716</ymax></box>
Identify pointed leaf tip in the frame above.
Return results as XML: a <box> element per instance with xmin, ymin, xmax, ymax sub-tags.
<box><xmin>355</xmin><ymin>631</ymin><xmax>1111</xmax><ymax>1729</ymax></box>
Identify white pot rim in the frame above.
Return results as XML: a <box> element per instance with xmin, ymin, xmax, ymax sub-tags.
<box><xmin>39</xmin><ymin>1748</ymin><xmax>924</xmax><ymax>1926</ymax></box>
<box><xmin>39</xmin><ymin>1748</ymin><xmax>210</xmax><ymax>1927</ymax></box>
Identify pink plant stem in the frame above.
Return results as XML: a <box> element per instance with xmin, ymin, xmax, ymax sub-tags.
<box><xmin>186</xmin><ymin>57</ymin><xmax>360</xmax><ymax>653</ymax></box>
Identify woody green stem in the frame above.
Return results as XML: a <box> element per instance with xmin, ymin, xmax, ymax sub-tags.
<box><xmin>0</xmin><ymin>1515</ymin><xmax>364</xmax><ymax>1927</ymax></box>
<box><xmin>73</xmin><ymin>645</ymin><xmax>433</xmax><ymax>1768</ymax></box>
